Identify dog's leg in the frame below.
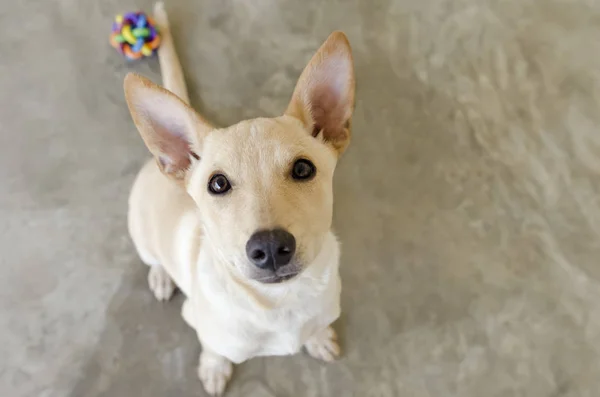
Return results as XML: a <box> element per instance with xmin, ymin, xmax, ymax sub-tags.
<box><xmin>182</xmin><ymin>301</ymin><xmax>233</xmax><ymax>394</ymax></box>
<box><xmin>132</xmin><ymin>236</ymin><xmax>176</xmax><ymax>301</ymax></box>
<box><xmin>147</xmin><ymin>264</ymin><xmax>175</xmax><ymax>301</ymax></box>
<box><xmin>181</xmin><ymin>298</ymin><xmax>195</xmax><ymax>327</ymax></box>
<box><xmin>304</xmin><ymin>325</ymin><xmax>340</xmax><ymax>362</ymax></box>
<box><xmin>129</xmin><ymin>231</ymin><xmax>176</xmax><ymax>301</ymax></box>
<box><xmin>198</xmin><ymin>347</ymin><xmax>233</xmax><ymax>396</ymax></box>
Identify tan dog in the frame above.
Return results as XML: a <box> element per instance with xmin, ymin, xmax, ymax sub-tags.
<box><xmin>125</xmin><ymin>3</ymin><xmax>354</xmax><ymax>395</ymax></box>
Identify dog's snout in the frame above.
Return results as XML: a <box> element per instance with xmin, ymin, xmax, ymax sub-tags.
<box><xmin>246</xmin><ymin>229</ymin><xmax>296</xmax><ymax>270</ymax></box>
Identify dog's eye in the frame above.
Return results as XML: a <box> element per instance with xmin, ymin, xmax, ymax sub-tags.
<box><xmin>291</xmin><ymin>159</ymin><xmax>316</xmax><ymax>181</ymax></box>
<box><xmin>208</xmin><ymin>174</ymin><xmax>231</xmax><ymax>194</ymax></box>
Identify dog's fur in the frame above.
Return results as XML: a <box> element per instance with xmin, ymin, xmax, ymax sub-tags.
<box><xmin>124</xmin><ymin>3</ymin><xmax>354</xmax><ymax>395</ymax></box>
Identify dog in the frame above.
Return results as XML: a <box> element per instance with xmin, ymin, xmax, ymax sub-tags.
<box><xmin>124</xmin><ymin>3</ymin><xmax>355</xmax><ymax>395</ymax></box>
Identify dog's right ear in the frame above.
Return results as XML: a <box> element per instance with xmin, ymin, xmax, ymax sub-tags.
<box><xmin>124</xmin><ymin>73</ymin><xmax>212</xmax><ymax>180</ymax></box>
<box><xmin>285</xmin><ymin>31</ymin><xmax>355</xmax><ymax>156</ymax></box>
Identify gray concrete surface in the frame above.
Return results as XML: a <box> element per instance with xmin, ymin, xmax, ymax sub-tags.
<box><xmin>2</xmin><ymin>0</ymin><xmax>600</xmax><ymax>396</ymax></box>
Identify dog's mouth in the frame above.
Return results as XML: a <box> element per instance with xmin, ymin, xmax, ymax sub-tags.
<box><xmin>258</xmin><ymin>272</ymin><xmax>299</xmax><ymax>284</ymax></box>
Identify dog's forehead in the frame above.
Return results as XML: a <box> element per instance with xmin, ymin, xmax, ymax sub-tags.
<box><xmin>203</xmin><ymin>117</ymin><xmax>311</xmax><ymax>168</ymax></box>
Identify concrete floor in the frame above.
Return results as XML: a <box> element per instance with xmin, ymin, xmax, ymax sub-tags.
<box><xmin>2</xmin><ymin>0</ymin><xmax>600</xmax><ymax>396</ymax></box>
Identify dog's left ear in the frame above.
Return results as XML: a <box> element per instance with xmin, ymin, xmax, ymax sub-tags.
<box><xmin>124</xmin><ymin>73</ymin><xmax>213</xmax><ymax>181</ymax></box>
<box><xmin>285</xmin><ymin>31</ymin><xmax>355</xmax><ymax>156</ymax></box>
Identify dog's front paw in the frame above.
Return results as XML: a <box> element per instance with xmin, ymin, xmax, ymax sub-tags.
<box><xmin>148</xmin><ymin>265</ymin><xmax>175</xmax><ymax>301</ymax></box>
<box><xmin>304</xmin><ymin>326</ymin><xmax>340</xmax><ymax>362</ymax></box>
<box><xmin>198</xmin><ymin>350</ymin><xmax>233</xmax><ymax>396</ymax></box>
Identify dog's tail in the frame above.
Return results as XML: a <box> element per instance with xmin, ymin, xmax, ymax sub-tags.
<box><xmin>153</xmin><ymin>2</ymin><xmax>190</xmax><ymax>104</ymax></box>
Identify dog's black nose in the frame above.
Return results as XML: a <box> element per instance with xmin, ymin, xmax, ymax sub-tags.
<box><xmin>246</xmin><ymin>229</ymin><xmax>296</xmax><ymax>270</ymax></box>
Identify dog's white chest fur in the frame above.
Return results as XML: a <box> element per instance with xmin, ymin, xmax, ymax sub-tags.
<box><xmin>172</xmin><ymin>214</ymin><xmax>341</xmax><ymax>364</ymax></box>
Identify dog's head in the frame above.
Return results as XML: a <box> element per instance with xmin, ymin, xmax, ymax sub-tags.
<box><xmin>124</xmin><ymin>32</ymin><xmax>354</xmax><ymax>284</ymax></box>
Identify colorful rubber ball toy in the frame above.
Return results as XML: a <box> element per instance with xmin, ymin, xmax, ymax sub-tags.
<box><xmin>110</xmin><ymin>12</ymin><xmax>161</xmax><ymax>60</ymax></box>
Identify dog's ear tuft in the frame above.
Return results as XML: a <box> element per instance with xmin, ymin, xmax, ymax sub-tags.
<box><xmin>285</xmin><ymin>31</ymin><xmax>355</xmax><ymax>156</ymax></box>
<box><xmin>124</xmin><ymin>73</ymin><xmax>212</xmax><ymax>180</ymax></box>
